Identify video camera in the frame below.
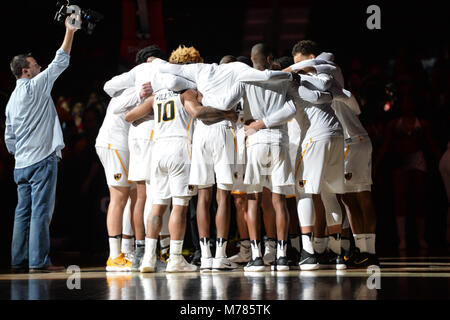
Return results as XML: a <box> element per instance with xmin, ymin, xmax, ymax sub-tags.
<box><xmin>54</xmin><ymin>1</ymin><xmax>103</xmax><ymax>35</ymax></box>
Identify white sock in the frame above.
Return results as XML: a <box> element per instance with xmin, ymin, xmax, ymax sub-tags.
<box><xmin>341</xmin><ymin>238</ymin><xmax>351</xmax><ymax>252</ymax></box>
<box><xmin>160</xmin><ymin>236</ymin><xmax>170</xmax><ymax>255</ymax></box>
<box><xmin>200</xmin><ymin>238</ymin><xmax>212</xmax><ymax>258</ymax></box>
<box><xmin>109</xmin><ymin>236</ymin><xmax>121</xmax><ymax>259</ymax></box>
<box><xmin>170</xmin><ymin>240</ymin><xmax>184</xmax><ymax>256</ymax></box>
<box><xmin>277</xmin><ymin>240</ymin><xmax>288</xmax><ymax>259</ymax></box>
<box><xmin>366</xmin><ymin>233</ymin><xmax>376</xmax><ymax>254</ymax></box>
<box><xmin>215</xmin><ymin>238</ymin><xmax>228</xmax><ymax>258</ymax></box>
<box><xmin>121</xmin><ymin>237</ymin><xmax>135</xmax><ymax>254</ymax></box>
<box><xmin>289</xmin><ymin>235</ymin><xmax>301</xmax><ymax>252</ymax></box>
<box><xmin>302</xmin><ymin>233</ymin><xmax>314</xmax><ymax>254</ymax></box>
<box><xmin>313</xmin><ymin>237</ymin><xmax>328</xmax><ymax>254</ymax></box>
<box><xmin>328</xmin><ymin>234</ymin><xmax>341</xmax><ymax>254</ymax></box>
<box><xmin>251</xmin><ymin>240</ymin><xmax>262</xmax><ymax>259</ymax></box>
<box><xmin>354</xmin><ymin>234</ymin><xmax>368</xmax><ymax>253</ymax></box>
<box><xmin>145</xmin><ymin>237</ymin><xmax>158</xmax><ymax>256</ymax></box>
<box><xmin>136</xmin><ymin>239</ymin><xmax>145</xmax><ymax>248</ymax></box>
<box><xmin>240</xmin><ymin>239</ymin><xmax>251</xmax><ymax>249</ymax></box>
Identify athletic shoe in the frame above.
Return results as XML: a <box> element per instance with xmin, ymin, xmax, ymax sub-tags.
<box><xmin>106</xmin><ymin>253</ymin><xmax>132</xmax><ymax>272</ymax></box>
<box><xmin>320</xmin><ymin>249</ymin><xmax>347</xmax><ymax>270</ymax></box>
<box><xmin>263</xmin><ymin>241</ymin><xmax>276</xmax><ymax>266</ymax></box>
<box><xmin>343</xmin><ymin>247</ymin><xmax>359</xmax><ymax>268</ymax></box>
<box><xmin>166</xmin><ymin>255</ymin><xmax>198</xmax><ymax>272</ymax></box>
<box><xmin>212</xmin><ymin>257</ymin><xmax>238</xmax><ymax>271</ymax></box>
<box><xmin>124</xmin><ymin>251</ymin><xmax>135</xmax><ymax>263</ymax></box>
<box><xmin>139</xmin><ymin>253</ymin><xmax>156</xmax><ymax>273</ymax></box>
<box><xmin>131</xmin><ymin>246</ymin><xmax>145</xmax><ymax>272</ymax></box>
<box><xmin>298</xmin><ymin>249</ymin><xmax>319</xmax><ymax>271</ymax></box>
<box><xmin>351</xmin><ymin>252</ymin><xmax>379</xmax><ymax>269</ymax></box>
<box><xmin>244</xmin><ymin>257</ymin><xmax>266</xmax><ymax>272</ymax></box>
<box><xmin>229</xmin><ymin>244</ymin><xmax>251</xmax><ymax>264</ymax></box>
<box><xmin>200</xmin><ymin>257</ymin><xmax>213</xmax><ymax>273</ymax></box>
<box><xmin>191</xmin><ymin>249</ymin><xmax>202</xmax><ymax>266</ymax></box>
<box><xmin>287</xmin><ymin>246</ymin><xmax>300</xmax><ymax>270</ymax></box>
<box><xmin>271</xmin><ymin>256</ymin><xmax>290</xmax><ymax>271</ymax></box>
<box><xmin>160</xmin><ymin>252</ymin><xmax>170</xmax><ymax>263</ymax></box>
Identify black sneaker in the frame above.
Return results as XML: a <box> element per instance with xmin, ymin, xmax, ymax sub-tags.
<box><xmin>271</xmin><ymin>256</ymin><xmax>290</xmax><ymax>271</ymax></box>
<box><xmin>191</xmin><ymin>249</ymin><xmax>202</xmax><ymax>266</ymax></box>
<box><xmin>287</xmin><ymin>247</ymin><xmax>300</xmax><ymax>270</ymax></box>
<box><xmin>298</xmin><ymin>249</ymin><xmax>319</xmax><ymax>271</ymax></box>
<box><xmin>351</xmin><ymin>252</ymin><xmax>372</xmax><ymax>269</ymax></box>
<box><xmin>244</xmin><ymin>257</ymin><xmax>266</xmax><ymax>272</ymax></box>
<box><xmin>323</xmin><ymin>250</ymin><xmax>347</xmax><ymax>270</ymax></box>
<box><xmin>316</xmin><ymin>250</ymin><xmax>329</xmax><ymax>268</ymax></box>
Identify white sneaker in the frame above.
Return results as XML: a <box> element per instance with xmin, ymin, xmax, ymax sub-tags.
<box><xmin>229</xmin><ymin>245</ymin><xmax>251</xmax><ymax>264</ymax></box>
<box><xmin>212</xmin><ymin>257</ymin><xmax>238</xmax><ymax>271</ymax></box>
<box><xmin>200</xmin><ymin>257</ymin><xmax>213</xmax><ymax>273</ymax></box>
<box><xmin>263</xmin><ymin>241</ymin><xmax>276</xmax><ymax>266</ymax></box>
<box><xmin>139</xmin><ymin>253</ymin><xmax>156</xmax><ymax>273</ymax></box>
<box><xmin>166</xmin><ymin>255</ymin><xmax>198</xmax><ymax>272</ymax></box>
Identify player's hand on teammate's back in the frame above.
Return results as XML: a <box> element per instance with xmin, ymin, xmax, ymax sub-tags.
<box><xmin>140</xmin><ymin>82</ymin><xmax>153</xmax><ymax>100</ymax></box>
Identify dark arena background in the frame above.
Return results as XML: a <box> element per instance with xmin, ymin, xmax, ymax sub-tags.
<box><xmin>0</xmin><ymin>0</ymin><xmax>449</xmax><ymax>313</ymax></box>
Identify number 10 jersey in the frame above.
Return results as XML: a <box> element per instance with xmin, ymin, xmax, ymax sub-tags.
<box><xmin>153</xmin><ymin>89</ymin><xmax>193</xmax><ymax>142</ymax></box>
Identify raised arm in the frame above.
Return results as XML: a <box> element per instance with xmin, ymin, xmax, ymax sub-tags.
<box><xmin>182</xmin><ymin>89</ymin><xmax>237</xmax><ymax>125</ymax></box>
<box><xmin>125</xmin><ymin>95</ymin><xmax>155</xmax><ymax>122</ymax></box>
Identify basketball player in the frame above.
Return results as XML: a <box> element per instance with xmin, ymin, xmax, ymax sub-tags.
<box><xmin>157</xmin><ymin>53</ymin><xmax>298</xmax><ymax>272</ymax></box>
<box><xmin>125</xmin><ymin>85</ymin><xmax>238</xmax><ymax>273</ymax></box>
<box><xmin>103</xmin><ymin>45</ymin><xmax>197</xmax><ymax>271</ymax></box>
<box><xmin>289</xmin><ymin>50</ymin><xmax>379</xmax><ymax>268</ymax></box>
<box><xmin>95</xmin><ymin>87</ymin><xmax>138</xmax><ymax>271</ymax></box>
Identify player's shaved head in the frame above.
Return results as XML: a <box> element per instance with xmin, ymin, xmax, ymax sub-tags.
<box><xmin>220</xmin><ymin>55</ymin><xmax>237</xmax><ymax>64</ymax></box>
<box><xmin>250</xmin><ymin>43</ymin><xmax>274</xmax><ymax>71</ymax></box>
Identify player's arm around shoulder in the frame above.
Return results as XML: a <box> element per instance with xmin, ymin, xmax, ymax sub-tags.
<box><xmin>124</xmin><ymin>95</ymin><xmax>154</xmax><ymax>122</ymax></box>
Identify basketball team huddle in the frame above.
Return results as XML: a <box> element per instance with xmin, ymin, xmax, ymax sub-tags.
<box><xmin>96</xmin><ymin>40</ymin><xmax>378</xmax><ymax>274</ymax></box>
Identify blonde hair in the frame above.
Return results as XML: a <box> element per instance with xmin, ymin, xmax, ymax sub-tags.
<box><xmin>169</xmin><ymin>45</ymin><xmax>204</xmax><ymax>64</ymax></box>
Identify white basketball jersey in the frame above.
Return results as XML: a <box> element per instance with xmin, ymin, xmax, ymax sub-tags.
<box><xmin>153</xmin><ymin>89</ymin><xmax>193</xmax><ymax>141</ymax></box>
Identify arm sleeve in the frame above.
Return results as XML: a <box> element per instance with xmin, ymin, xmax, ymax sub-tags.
<box><xmin>158</xmin><ymin>63</ymin><xmax>204</xmax><ymax>83</ymax></box>
<box><xmin>31</xmin><ymin>48</ymin><xmax>70</xmax><ymax>95</ymax></box>
<box><xmin>110</xmin><ymin>87</ymin><xmax>140</xmax><ymax>115</ymax></box>
<box><xmin>239</xmin><ymin>68</ymin><xmax>293</xmax><ymax>83</ymax></box>
<box><xmin>298</xmin><ymin>85</ymin><xmax>333</xmax><ymax>104</ymax></box>
<box><xmin>152</xmin><ymin>73</ymin><xmax>197</xmax><ymax>92</ymax></box>
<box><xmin>262</xmin><ymin>99</ymin><xmax>297</xmax><ymax>128</ymax></box>
<box><xmin>202</xmin><ymin>82</ymin><xmax>246</xmax><ymax>111</ymax></box>
<box><xmin>104</xmin><ymin>68</ymin><xmax>136</xmax><ymax>98</ymax></box>
<box><xmin>4</xmin><ymin>114</ymin><xmax>16</xmax><ymax>155</ymax></box>
<box><xmin>299</xmin><ymin>73</ymin><xmax>333</xmax><ymax>91</ymax></box>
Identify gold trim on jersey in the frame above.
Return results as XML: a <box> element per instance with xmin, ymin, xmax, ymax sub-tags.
<box><xmin>294</xmin><ymin>138</ymin><xmax>312</xmax><ymax>180</ymax></box>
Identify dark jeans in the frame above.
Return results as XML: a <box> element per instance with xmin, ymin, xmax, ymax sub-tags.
<box><xmin>11</xmin><ymin>153</ymin><xmax>58</xmax><ymax>268</ymax></box>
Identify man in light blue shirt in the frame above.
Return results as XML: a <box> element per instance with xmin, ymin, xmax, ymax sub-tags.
<box><xmin>5</xmin><ymin>17</ymin><xmax>78</xmax><ymax>273</ymax></box>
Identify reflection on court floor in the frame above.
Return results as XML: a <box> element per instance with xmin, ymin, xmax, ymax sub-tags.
<box><xmin>1</xmin><ymin>257</ymin><xmax>449</xmax><ymax>300</ymax></box>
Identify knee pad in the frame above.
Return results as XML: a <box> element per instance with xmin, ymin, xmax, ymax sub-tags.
<box><xmin>297</xmin><ymin>193</ymin><xmax>315</xmax><ymax>227</ymax></box>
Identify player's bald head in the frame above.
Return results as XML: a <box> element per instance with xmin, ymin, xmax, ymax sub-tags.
<box><xmin>250</xmin><ymin>43</ymin><xmax>274</xmax><ymax>71</ymax></box>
